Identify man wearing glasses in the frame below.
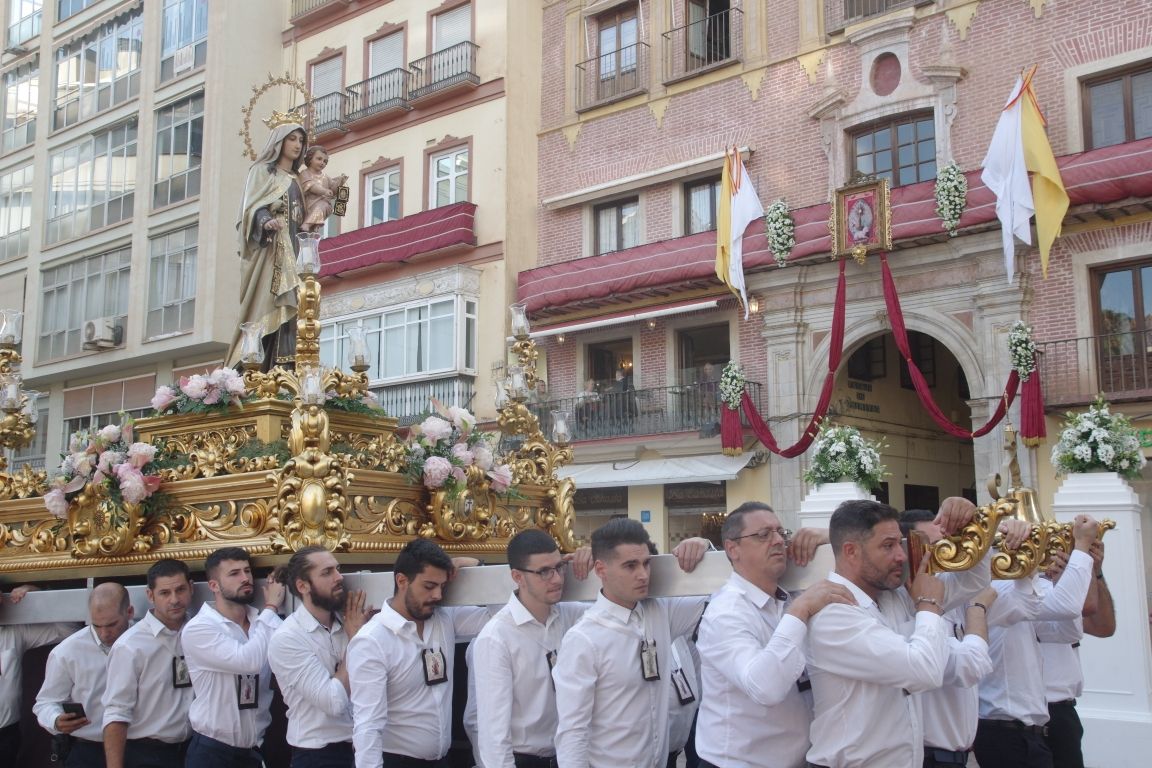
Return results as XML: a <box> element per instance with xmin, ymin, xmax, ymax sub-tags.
<box><xmin>695</xmin><ymin>502</ymin><xmax>855</xmax><ymax>768</ymax></box>
<box><xmin>472</xmin><ymin>529</ymin><xmax>591</xmax><ymax>768</ymax></box>
<box><xmin>553</xmin><ymin>518</ymin><xmax>712</xmax><ymax>768</ymax></box>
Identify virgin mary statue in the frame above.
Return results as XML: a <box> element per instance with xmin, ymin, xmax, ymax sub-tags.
<box><xmin>229</xmin><ymin>122</ymin><xmax>307</xmax><ymax>370</ymax></box>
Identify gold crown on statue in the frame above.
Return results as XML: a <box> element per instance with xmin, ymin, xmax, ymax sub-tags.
<box><xmin>263</xmin><ymin>108</ymin><xmax>308</xmax><ymax>130</ymax></box>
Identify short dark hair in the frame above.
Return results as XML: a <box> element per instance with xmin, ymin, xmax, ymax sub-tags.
<box><xmin>205</xmin><ymin>547</ymin><xmax>251</xmax><ymax>581</ymax></box>
<box><xmin>280</xmin><ymin>545</ymin><xmax>329</xmax><ymax>598</ymax></box>
<box><xmin>829</xmin><ymin>500</ymin><xmax>900</xmax><ymax>553</ymax></box>
<box><xmin>146</xmin><ymin>558</ymin><xmax>191</xmax><ymax>589</ymax></box>
<box><xmin>394</xmin><ymin>539</ymin><xmax>454</xmax><ymax>584</ymax></box>
<box><xmin>590</xmin><ymin>518</ymin><xmax>650</xmax><ymax>562</ymax></box>
<box><xmin>898</xmin><ymin>509</ymin><xmax>936</xmax><ymax>538</ymax></box>
<box><xmin>721</xmin><ymin>501</ymin><xmax>775</xmax><ymax>542</ymax></box>
<box><xmin>507</xmin><ymin>529</ymin><xmax>559</xmax><ymax>571</ymax></box>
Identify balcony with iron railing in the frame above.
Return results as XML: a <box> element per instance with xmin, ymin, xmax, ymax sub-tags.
<box><xmin>662</xmin><ymin>8</ymin><xmax>742</xmax><ymax>84</ymax></box>
<box><xmin>408</xmin><ymin>41</ymin><xmax>480</xmax><ymax>102</ymax></box>
<box><xmin>345</xmin><ymin>68</ymin><xmax>411</xmax><ymax>125</ymax></box>
<box><xmin>536</xmin><ymin>380</ymin><xmax>763</xmax><ymax>441</ymax></box>
<box><xmin>371</xmin><ymin>375</ymin><xmax>476</xmax><ymax>426</ymax></box>
<box><xmin>575</xmin><ymin>42</ymin><xmax>650</xmax><ymax>112</ymax></box>
<box><xmin>290</xmin><ymin>0</ymin><xmax>350</xmax><ymax>23</ymax></box>
<box><xmin>825</xmin><ymin>0</ymin><xmax>932</xmax><ymax>33</ymax></box>
<box><xmin>310</xmin><ymin>91</ymin><xmax>347</xmax><ymax>136</ymax></box>
<box><xmin>1039</xmin><ymin>332</ymin><xmax>1152</xmax><ymax>408</ymax></box>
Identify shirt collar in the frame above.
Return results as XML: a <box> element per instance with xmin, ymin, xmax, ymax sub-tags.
<box><xmin>293</xmin><ymin>602</ymin><xmax>343</xmax><ymax>634</ymax></box>
<box><xmin>200</xmin><ymin>601</ymin><xmax>260</xmax><ymax>629</ymax></box>
<box><xmin>378</xmin><ymin>600</ymin><xmax>422</xmax><ymax>637</ymax></box>
<box><xmin>828</xmin><ymin>570</ymin><xmax>877</xmax><ymax>610</ymax></box>
<box><xmin>143</xmin><ymin>609</ymin><xmax>183</xmax><ymax>637</ymax></box>
<box><xmin>592</xmin><ymin>590</ymin><xmax>642</xmax><ymax>625</ymax></box>
<box><xmin>507</xmin><ymin>591</ymin><xmax>558</xmax><ymax>627</ymax></box>
<box><xmin>728</xmin><ymin>572</ymin><xmax>789</xmax><ymax>609</ymax></box>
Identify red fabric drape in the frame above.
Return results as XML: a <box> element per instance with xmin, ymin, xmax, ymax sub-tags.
<box><xmin>723</xmin><ymin>260</ymin><xmax>848</xmax><ymax>457</ymax></box>
<box><xmin>879</xmin><ymin>253</ymin><xmax>1019</xmax><ymax>439</ymax></box>
<box><xmin>1020</xmin><ymin>372</ymin><xmax>1046</xmax><ymax>446</ymax></box>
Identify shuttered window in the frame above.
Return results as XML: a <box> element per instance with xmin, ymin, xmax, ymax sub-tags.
<box><xmin>310</xmin><ymin>55</ymin><xmax>343</xmax><ymax>96</ymax></box>
<box><xmin>369</xmin><ymin>32</ymin><xmax>404</xmax><ymax>76</ymax></box>
<box><xmin>432</xmin><ymin>3</ymin><xmax>471</xmax><ymax>52</ymax></box>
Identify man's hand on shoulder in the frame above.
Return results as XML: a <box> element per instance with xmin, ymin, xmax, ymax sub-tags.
<box><xmin>787</xmin><ymin>580</ymin><xmax>856</xmax><ymax>623</ymax></box>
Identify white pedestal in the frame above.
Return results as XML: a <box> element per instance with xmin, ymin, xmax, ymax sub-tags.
<box><xmin>1052</xmin><ymin>472</ymin><xmax>1152</xmax><ymax>767</ymax></box>
<box><xmin>797</xmin><ymin>481</ymin><xmax>875</xmax><ymax>529</ymax></box>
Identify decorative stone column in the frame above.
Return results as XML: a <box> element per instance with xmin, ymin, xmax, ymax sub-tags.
<box><xmin>1052</xmin><ymin>471</ymin><xmax>1152</xmax><ymax>766</ymax></box>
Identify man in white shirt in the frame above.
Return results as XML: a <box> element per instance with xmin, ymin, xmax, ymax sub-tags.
<box><xmin>102</xmin><ymin>558</ymin><xmax>195</xmax><ymax>768</ymax></box>
<box><xmin>805</xmin><ymin>499</ymin><xmax>956</xmax><ymax>768</ymax></box>
<box><xmin>348</xmin><ymin>538</ymin><xmax>490</xmax><ymax>768</ymax></box>
<box><xmin>552</xmin><ymin>518</ymin><xmax>711</xmax><ymax>768</ymax></box>
<box><xmin>473</xmin><ymin>528</ymin><xmax>589</xmax><ymax>768</ymax></box>
<box><xmin>269</xmin><ymin>545</ymin><xmax>371</xmax><ymax>768</ymax></box>
<box><xmin>974</xmin><ymin>514</ymin><xmax>1098</xmax><ymax>768</ymax></box>
<box><xmin>183</xmin><ymin>546</ymin><xmax>286</xmax><ymax>768</ymax></box>
<box><xmin>900</xmin><ymin>509</ymin><xmax>1001</xmax><ymax>768</ymax></box>
<box><xmin>694</xmin><ymin>502</ymin><xmax>855</xmax><ymax>768</ymax></box>
<box><xmin>34</xmin><ymin>582</ymin><xmax>134</xmax><ymax>768</ymax></box>
<box><xmin>1</xmin><ymin>585</ymin><xmax>77</xmax><ymax>764</ymax></box>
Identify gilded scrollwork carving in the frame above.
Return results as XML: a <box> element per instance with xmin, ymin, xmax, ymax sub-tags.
<box><xmin>168</xmin><ymin>499</ymin><xmax>274</xmax><ymax>543</ymax></box>
<box><xmin>0</xmin><ymin>518</ymin><xmax>69</xmax><ymax>555</ymax></box>
<box><xmin>421</xmin><ymin>465</ymin><xmax>494</xmax><ymax>543</ymax></box>
<box><xmin>928</xmin><ymin>501</ymin><xmax>1013</xmax><ymax>573</ymax></box>
<box><xmin>991</xmin><ymin>521</ymin><xmax>1052</xmax><ymax>580</ymax></box>
<box><xmin>0</xmin><ymin>462</ymin><xmax>49</xmax><ymax>500</ymax></box>
<box><xmin>346</xmin><ymin>496</ymin><xmax>425</xmax><ymax>537</ymax></box>
<box><xmin>68</xmin><ymin>482</ymin><xmax>155</xmax><ymax>558</ymax></box>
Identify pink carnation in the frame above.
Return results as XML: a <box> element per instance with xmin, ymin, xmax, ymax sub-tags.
<box><xmin>115</xmin><ymin>463</ymin><xmax>148</xmax><ymax>504</ymax></box>
<box><xmin>180</xmin><ymin>375</ymin><xmax>209</xmax><ymax>400</ymax></box>
<box><xmin>488</xmin><ymin>464</ymin><xmax>513</xmax><ymax>493</ymax></box>
<box><xmin>450</xmin><ymin>443</ymin><xmax>474</xmax><ymax>467</ymax></box>
<box><xmin>151</xmin><ymin>386</ymin><xmax>178</xmax><ymax>412</ymax></box>
<box><xmin>96</xmin><ymin>450</ymin><xmax>126</xmax><ymax>477</ymax></box>
<box><xmin>71</xmin><ymin>452</ymin><xmax>95</xmax><ymax>478</ymax></box>
<box><xmin>422</xmin><ymin>456</ymin><xmax>453</xmax><ymax>488</ymax></box>
<box><xmin>127</xmin><ymin>442</ymin><xmax>157</xmax><ymax>469</ymax></box>
<box><xmin>472</xmin><ymin>444</ymin><xmax>494</xmax><ymax>471</ymax></box>
<box><xmin>98</xmin><ymin>424</ymin><xmax>122</xmax><ymax>444</ymax></box>
<box><xmin>43</xmin><ymin>488</ymin><xmax>68</xmax><ymax>519</ymax></box>
<box><xmin>418</xmin><ymin>416</ymin><xmax>453</xmax><ymax>443</ymax></box>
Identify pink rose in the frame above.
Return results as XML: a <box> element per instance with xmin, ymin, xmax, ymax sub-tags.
<box><xmin>115</xmin><ymin>463</ymin><xmax>147</xmax><ymax>504</ymax></box>
<box><xmin>422</xmin><ymin>456</ymin><xmax>453</xmax><ymax>488</ymax></box>
<box><xmin>43</xmin><ymin>488</ymin><xmax>68</xmax><ymax>519</ymax></box>
<box><xmin>418</xmin><ymin>416</ymin><xmax>453</xmax><ymax>443</ymax></box>
<box><xmin>96</xmin><ymin>450</ymin><xmax>126</xmax><ymax>478</ymax></box>
<box><xmin>450</xmin><ymin>443</ymin><xmax>474</xmax><ymax>467</ymax></box>
<box><xmin>127</xmin><ymin>442</ymin><xmax>157</xmax><ymax>469</ymax></box>
<box><xmin>71</xmin><ymin>452</ymin><xmax>95</xmax><ymax>478</ymax></box>
<box><xmin>472</xmin><ymin>444</ymin><xmax>494</xmax><ymax>471</ymax></box>
<box><xmin>488</xmin><ymin>464</ymin><xmax>513</xmax><ymax>493</ymax></box>
<box><xmin>180</xmin><ymin>375</ymin><xmax>209</xmax><ymax>400</ymax></box>
<box><xmin>99</xmin><ymin>424</ymin><xmax>121</xmax><ymax>443</ymax></box>
<box><xmin>151</xmin><ymin>386</ymin><xmax>178</xmax><ymax>412</ymax></box>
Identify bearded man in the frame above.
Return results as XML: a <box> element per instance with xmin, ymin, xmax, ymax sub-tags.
<box><xmin>269</xmin><ymin>546</ymin><xmax>371</xmax><ymax>768</ymax></box>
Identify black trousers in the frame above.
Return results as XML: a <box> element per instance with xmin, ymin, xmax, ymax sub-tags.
<box><xmin>123</xmin><ymin>737</ymin><xmax>189</xmax><ymax>768</ymax></box>
<box><xmin>1046</xmin><ymin>700</ymin><xmax>1085</xmax><ymax>768</ymax></box>
<box><xmin>379</xmin><ymin>753</ymin><xmax>448</xmax><ymax>768</ymax></box>
<box><xmin>974</xmin><ymin>720</ymin><xmax>1053</xmax><ymax>768</ymax></box>
<box><xmin>0</xmin><ymin>722</ymin><xmax>21</xmax><ymax>765</ymax></box>
<box><xmin>922</xmin><ymin>747</ymin><xmax>970</xmax><ymax>768</ymax></box>
<box><xmin>291</xmin><ymin>741</ymin><xmax>354</xmax><ymax>768</ymax></box>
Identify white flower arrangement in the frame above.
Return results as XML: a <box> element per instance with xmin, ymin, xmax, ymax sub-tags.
<box><xmin>1008</xmin><ymin>320</ymin><xmax>1037</xmax><ymax>382</ymax></box>
<box><xmin>1051</xmin><ymin>394</ymin><xmax>1147</xmax><ymax>479</ymax></box>
<box><xmin>934</xmin><ymin>162</ymin><xmax>967</xmax><ymax>237</ymax></box>
<box><xmin>803</xmin><ymin>422</ymin><xmax>888</xmax><ymax>489</ymax></box>
<box><xmin>763</xmin><ymin>199</ymin><xmax>795</xmax><ymax>268</ymax></box>
<box><xmin>718</xmin><ymin>361</ymin><xmax>746</xmax><ymax>410</ymax></box>
<box><xmin>402</xmin><ymin>400</ymin><xmax>513</xmax><ymax>499</ymax></box>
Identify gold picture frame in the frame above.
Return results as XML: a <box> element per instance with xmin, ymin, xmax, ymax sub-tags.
<box><xmin>830</xmin><ymin>176</ymin><xmax>892</xmax><ymax>260</ymax></box>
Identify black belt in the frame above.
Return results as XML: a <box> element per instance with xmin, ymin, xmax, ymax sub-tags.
<box><xmin>1051</xmin><ymin>698</ymin><xmax>1077</xmax><ymax>707</ymax></box>
<box><xmin>380</xmin><ymin>752</ymin><xmax>446</xmax><ymax>768</ymax></box>
<box><xmin>293</xmin><ymin>741</ymin><xmax>354</xmax><ymax>753</ymax></box>
<box><xmin>129</xmin><ymin>738</ymin><xmax>189</xmax><ymax>749</ymax></box>
<box><xmin>979</xmin><ymin>718</ymin><xmax>1048</xmax><ymax>737</ymax></box>
<box><xmin>925</xmin><ymin>747</ymin><xmax>970</xmax><ymax>765</ymax></box>
<box><xmin>513</xmin><ymin>753</ymin><xmax>558</xmax><ymax>768</ymax></box>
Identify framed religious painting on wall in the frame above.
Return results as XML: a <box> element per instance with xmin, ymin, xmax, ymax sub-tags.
<box><xmin>830</xmin><ymin>177</ymin><xmax>892</xmax><ymax>259</ymax></box>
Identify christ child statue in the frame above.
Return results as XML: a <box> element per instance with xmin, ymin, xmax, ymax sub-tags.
<box><xmin>299</xmin><ymin>146</ymin><xmax>348</xmax><ymax>232</ymax></box>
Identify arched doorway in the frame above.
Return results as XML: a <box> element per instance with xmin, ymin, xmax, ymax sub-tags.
<box><xmin>831</xmin><ymin>330</ymin><xmax>977</xmax><ymax>510</ymax></box>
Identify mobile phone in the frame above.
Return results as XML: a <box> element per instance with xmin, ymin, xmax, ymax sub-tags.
<box><xmin>62</xmin><ymin>702</ymin><xmax>86</xmax><ymax>718</ymax></box>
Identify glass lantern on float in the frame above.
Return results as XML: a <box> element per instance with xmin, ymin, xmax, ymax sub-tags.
<box><xmin>299</xmin><ymin>366</ymin><xmax>325</xmax><ymax>405</ymax></box>
<box><xmin>507</xmin><ymin>366</ymin><xmax>529</xmax><ymax>401</ymax></box>
<box><xmin>0</xmin><ymin>372</ymin><xmax>22</xmax><ymax>411</ymax></box>
<box><xmin>346</xmin><ymin>322</ymin><xmax>370</xmax><ymax>373</ymax></box>
<box><xmin>21</xmin><ymin>390</ymin><xmax>39</xmax><ymax>423</ymax></box>
<box><xmin>509</xmin><ymin>303</ymin><xmax>530</xmax><ymax>339</ymax></box>
<box><xmin>551</xmin><ymin>410</ymin><xmax>572</xmax><ymax>445</ymax></box>
<box><xmin>239</xmin><ymin>322</ymin><xmax>265</xmax><ymax>370</ymax></box>
<box><xmin>0</xmin><ymin>309</ymin><xmax>22</xmax><ymax>346</ymax></box>
<box><xmin>296</xmin><ymin>232</ymin><xmax>323</xmax><ymax>275</ymax></box>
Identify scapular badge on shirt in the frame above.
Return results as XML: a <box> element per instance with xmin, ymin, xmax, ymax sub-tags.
<box><xmin>639</xmin><ymin>639</ymin><xmax>660</xmax><ymax>681</ymax></box>
<box><xmin>545</xmin><ymin>649</ymin><xmax>558</xmax><ymax>691</ymax></box>
<box><xmin>237</xmin><ymin>673</ymin><xmax>259</xmax><ymax>710</ymax></box>
<box><xmin>172</xmin><ymin>656</ymin><xmax>192</xmax><ymax>689</ymax></box>
<box><xmin>670</xmin><ymin>667</ymin><xmax>695</xmax><ymax>705</ymax></box>
<box><xmin>422</xmin><ymin>647</ymin><xmax>448</xmax><ymax>686</ymax></box>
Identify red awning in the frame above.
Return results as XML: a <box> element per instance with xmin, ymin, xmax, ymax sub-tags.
<box><xmin>319</xmin><ymin>202</ymin><xmax>477</xmax><ymax>278</ymax></box>
<box><xmin>518</xmin><ymin>138</ymin><xmax>1152</xmax><ymax>314</ymax></box>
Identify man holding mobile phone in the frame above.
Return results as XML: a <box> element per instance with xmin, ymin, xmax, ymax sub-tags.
<box><xmin>34</xmin><ymin>582</ymin><xmax>134</xmax><ymax>768</ymax></box>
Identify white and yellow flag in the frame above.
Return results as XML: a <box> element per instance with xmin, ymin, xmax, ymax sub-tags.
<box><xmin>980</xmin><ymin>65</ymin><xmax>1068</xmax><ymax>283</ymax></box>
<box><xmin>716</xmin><ymin>147</ymin><xmax>764</xmax><ymax>318</ymax></box>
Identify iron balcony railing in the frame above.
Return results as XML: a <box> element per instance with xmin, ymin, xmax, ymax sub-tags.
<box><xmin>662</xmin><ymin>7</ymin><xmax>742</xmax><ymax>83</ymax></box>
<box><xmin>345</xmin><ymin>68</ymin><xmax>410</xmax><ymax>122</ymax></box>
<box><xmin>371</xmin><ymin>375</ymin><xmax>476</xmax><ymax>426</ymax></box>
<box><xmin>827</xmin><ymin>0</ymin><xmax>928</xmax><ymax>31</ymax></box>
<box><xmin>310</xmin><ymin>91</ymin><xmax>347</xmax><ymax>135</ymax></box>
<box><xmin>575</xmin><ymin>41</ymin><xmax>650</xmax><ymax>112</ymax></box>
<box><xmin>290</xmin><ymin>0</ymin><xmax>347</xmax><ymax>21</ymax></box>
<box><xmin>1038</xmin><ymin>332</ymin><xmax>1152</xmax><ymax>407</ymax></box>
<box><xmin>537</xmin><ymin>381</ymin><xmax>763</xmax><ymax>441</ymax></box>
<box><xmin>408</xmin><ymin>41</ymin><xmax>480</xmax><ymax>101</ymax></box>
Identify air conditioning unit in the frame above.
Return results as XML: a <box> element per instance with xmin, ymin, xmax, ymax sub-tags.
<box><xmin>82</xmin><ymin>317</ymin><xmax>123</xmax><ymax>350</ymax></box>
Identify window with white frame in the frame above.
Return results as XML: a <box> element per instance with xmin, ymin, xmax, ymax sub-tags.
<box><xmin>319</xmin><ymin>297</ymin><xmax>477</xmax><ymax>382</ymax></box>
<box><xmin>52</xmin><ymin>8</ymin><xmax>143</xmax><ymax>130</ymax></box>
<box><xmin>432</xmin><ymin>3</ymin><xmax>471</xmax><ymax>52</ymax></box>
<box><xmin>364</xmin><ymin>31</ymin><xmax>406</xmax><ymax>106</ymax></box>
<box><xmin>366</xmin><ymin>167</ymin><xmax>400</xmax><ymax>225</ymax></box>
<box><xmin>38</xmin><ymin>246</ymin><xmax>131</xmax><ymax>361</ymax></box>
<box><xmin>57</xmin><ymin>0</ymin><xmax>96</xmax><ymax>21</ymax></box>
<box><xmin>0</xmin><ymin>163</ymin><xmax>32</xmax><ymax>262</ymax></box>
<box><xmin>429</xmin><ymin>146</ymin><xmax>468</xmax><ymax>208</ymax></box>
<box><xmin>684</xmin><ymin>177</ymin><xmax>720</xmax><ymax>234</ymax></box>
<box><xmin>594</xmin><ymin>197</ymin><xmax>639</xmax><ymax>254</ymax></box>
<box><xmin>160</xmin><ymin>0</ymin><xmax>207</xmax><ymax>82</ymax></box>
<box><xmin>311</xmin><ymin>54</ymin><xmax>344</xmax><ymax>128</ymax></box>
<box><xmin>7</xmin><ymin>0</ymin><xmax>40</xmax><ymax>46</ymax></box>
<box><xmin>2</xmin><ymin>59</ymin><xmax>38</xmax><ymax>153</ymax></box>
<box><xmin>146</xmin><ymin>225</ymin><xmax>197</xmax><ymax>339</ymax></box>
<box><xmin>61</xmin><ymin>375</ymin><xmax>154</xmax><ymax>442</ymax></box>
<box><xmin>154</xmin><ymin>92</ymin><xmax>203</xmax><ymax>208</ymax></box>
<box><xmin>369</xmin><ymin>30</ymin><xmax>404</xmax><ymax>76</ymax></box>
<box><xmin>46</xmin><ymin>120</ymin><xmax>137</xmax><ymax>244</ymax></box>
